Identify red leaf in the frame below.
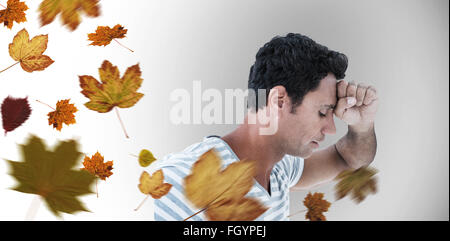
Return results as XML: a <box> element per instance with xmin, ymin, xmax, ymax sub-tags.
<box><xmin>1</xmin><ymin>96</ymin><xmax>32</xmax><ymax>135</ymax></box>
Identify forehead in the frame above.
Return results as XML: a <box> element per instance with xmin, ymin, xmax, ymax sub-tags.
<box><xmin>303</xmin><ymin>73</ymin><xmax>337</xmax><ymax>109</ymax></box>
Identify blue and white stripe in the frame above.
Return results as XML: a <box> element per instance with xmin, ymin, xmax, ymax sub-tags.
<box><xmin>151</xmin><ymin>136</ymin><xmax>304</xmax><ymax>221</ymax></box>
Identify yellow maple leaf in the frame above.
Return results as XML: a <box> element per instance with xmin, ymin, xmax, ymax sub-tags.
<box><xmin>134</xmin><ymin>169</ymin><xmax>172</xmax><ymax>211</ymax></box>
<box><xmin>183</xmin><ymin>149</ymin><xmax>267</xmax><ymax>221</ymax></box>
<box><xmin>3</xmin><ymin>28</ymin><xmax>54</xmax><ymax>73</ymax></box>
<box><xmin>303</xmin><ymin>192</ymin><xmax>331</xmax><ymax>221</ymax></box>
<box><xmin>79</xmin><ymin>60</ymin><xmax>144</xmax><ymax>138</ymax></box>
<box><xmin>334</xmin><ymin>166</ymin><xmax>378</xmax><ymax>203</ymax></box>
<box><xmin>81</xmin><ymin>152</ymin><xmax>113</xmax><ymax>180</ymax></box>
<box><xmin>0</xmin><ymin>0</ymin><xmax>28</xmax><ymax>29</ymax></box>
<box><xmin>38</xmin><ymin>0</ymin><xmax>100</xmax><ymax>31</ymax></box>
<box><xmin>48</xmin><ymin>99</ymin><xmax>78</xmax><ymax>131</ymax></box>
<box><xmin>138</xmin><ymin>170</ymin><xmax>172</xmax><ymax>199</ymax></box>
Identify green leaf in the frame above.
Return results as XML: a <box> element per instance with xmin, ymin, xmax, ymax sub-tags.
<box><xmin>6</xmin><ymin>134</ymin><xmax>96</xmax><ymax>218</ymax></box>
<box><xmin>138</xmin><ymin>149</ymin><xmax>156</xmax><ymax>167</ymax></box>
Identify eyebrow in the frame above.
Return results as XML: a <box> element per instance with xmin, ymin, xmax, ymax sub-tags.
<box><xmin>320</xmin><ymin>104</ymin><xmax>336</xmax><ymax>109</ymax></box>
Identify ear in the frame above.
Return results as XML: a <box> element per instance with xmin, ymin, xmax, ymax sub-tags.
<box><xmin>268</xmin><ymin>85</ymin><xmax>288</xmax><ymax>110</ymax></box>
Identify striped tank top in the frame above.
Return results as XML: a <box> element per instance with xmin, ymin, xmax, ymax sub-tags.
<box><xmin>150</xmin><ymin>135</ymin><xmax>304</xmax><ymax>221</ymax></box>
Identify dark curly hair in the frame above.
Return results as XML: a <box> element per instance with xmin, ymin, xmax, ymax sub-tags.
<box><xmin>247</xmin><ymin>33</ymin><xmax>348</xmax><ymax>113</ymax></box>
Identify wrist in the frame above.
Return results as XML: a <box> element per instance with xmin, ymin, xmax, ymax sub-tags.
<box><xmin>349</xmin><ymin>122</ymin><xmax>374</xmax><ymax>134</ymax></box>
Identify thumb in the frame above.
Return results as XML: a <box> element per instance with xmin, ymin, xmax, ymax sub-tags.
<box><xmin>334</xmin><ymin>97</ymin><xmax>356</xmax><ymax>118</ymax></box>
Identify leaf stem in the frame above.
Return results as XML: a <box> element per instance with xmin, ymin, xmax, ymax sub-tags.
<box><xmin>114</xmin><ymin>39</ymin><xmax>134</xmax><ymax>52</ymax></box>
<box><xmin>35</xmin><ymin>99</ymin><xmax>56</xmax><ymax>111</ymax></box>
<box><xmin>25</xmin><ymin>195</ymin><xmax>42</xmax><ymax>221</ymax></box>
<box><xmin>287</xmin><ymin>209</ymin><xmax>307</xmax><ymax>218</ymax></box>
<box><xmin>115</xmin><ymin>107</ymin><xmax>129</xmax><ymax>139</ymax></box>
<box><xmin>130</xmin><ymin>154</ymin><xmax>138</xmax><ymax>158</ymax></box>
<box><xmin>0</xmin><ymin>3</ymin><xmax>6</xmax><ymax>9</ymax></box>
<box><xmin>0</xmin><ymin>62</ymin><xmax>19</xmax><ymax>74</ymax></box>
<box><xmin>134</xmin><ymin>195</ymin><xmax>150</xmax><ymax>211</ymax></box>
<box><xmin>183</xmin><ymin>207</ymin><xmax>208</xmax><ymax>221</ymax></box>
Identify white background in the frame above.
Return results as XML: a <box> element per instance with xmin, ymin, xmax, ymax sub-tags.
<box><xmin>0</xmin><ymin>0</ymin><xmax>448</xmax><ymax>220</ymax></box>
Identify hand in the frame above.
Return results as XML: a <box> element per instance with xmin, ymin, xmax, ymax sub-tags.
<box><xmin>334</xmin><ymin>80</ymin><xmax>378</xmax><ymax>131</ymax></box>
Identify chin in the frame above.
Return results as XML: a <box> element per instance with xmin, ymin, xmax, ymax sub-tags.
<box><xmin>302</xmin><ymin>151</ymin><xmax>314</xmax><ymax>159</ymax></box>
<box><xmin>290</xmin><ymin>148</ymin><xmax>313</xmax><ymax>159</ymax></box>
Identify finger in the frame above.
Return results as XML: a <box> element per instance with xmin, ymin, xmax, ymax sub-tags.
<box><xmin>356</xmin><ymin>84</ymin><xmax>368</xmax><ymax>107</ymax></box>
<box><xmin>334</xmin><ymin>96</ymin><xmax>356</xmax><ymax>118</ymax></box>
<box><xmin>363</xmin><ymin>86</ymin><xmax>378</xmax><ymax>105</ymax></box>
<box><xmin>346</xmin><ymin>81</ymin><xmax>357</xmax><ymax>98</ymax></box>
<box><xmin>337</xmin><ymin>80</ymin><xmax>348</xmax><ymax>98</ymax></box>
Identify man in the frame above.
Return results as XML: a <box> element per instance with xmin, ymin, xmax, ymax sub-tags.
<box><xmin>152</xmin><ymin>33</ymin><xmax>378</xmax><ymax>221</ymax></box>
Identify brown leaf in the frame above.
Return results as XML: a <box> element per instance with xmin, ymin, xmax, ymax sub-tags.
<box><xmin>48</xmin><ymin>99</ymin><xmax>78</xmax><ymax>131</ymax></box>
<box><xmin>81</xmin><ymin>152</ymin><xmax>113</xmax><ymax>180</ymax></box>
<box><xmin>0</xmin><ymin>0</ymin><xmax>28</xmax><ymax>29</ymax></box>
<box><xmin>88</xmin><ymin>24</ymin><xmax>127</xmax><ymax>46</ymax></box>
<box><xmin>1</xmin><ymin>96</ymin><xmax>31</xmax><ymax>135</ymax></box>
<box><xmin>303</xmin><ymin>192</ymin><xmax>331</xmax><ymax>221</ymax></box>
<box><xmin>334</xmin><ymin>166</ymin><xmax>378</xmax><ymax>203</ymax></box>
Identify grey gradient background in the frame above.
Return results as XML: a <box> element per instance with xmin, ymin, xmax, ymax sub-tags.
<box><xmin>0</xmin><ymin>0</ymin><xmax>448</xmax><ymax>220</ymax></box>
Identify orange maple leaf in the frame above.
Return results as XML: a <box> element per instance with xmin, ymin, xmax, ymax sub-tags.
<box><xmin>303</xmin><ymin>192</ymin><xmax>331</xmax><ymax>221</ymax></box>
<box><xmin>81</xmin><ymin>152</ymin><xmax>113</xmax><ymax>180</ymax></box>
<box><xmin>38</xmin><ymin>0</ymin><xmax>100</xmax><ymax>31</ymax></box>
<box><xmin>0</xmin><ymin>0</ymin><xmax>28</xmax><ymax>29</ymax></box>
<box><xmin>88</xmin><ymin>24</ymin><xmax>127</xmax><ymax>46</ymax></box>
<box><xmin>48</xmin><ymin>99</ymin><xmax>78</xmax><ymax>131</ymax></box>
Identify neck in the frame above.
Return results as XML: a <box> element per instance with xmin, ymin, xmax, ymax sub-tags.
<box><xmin>221</xmin><ymin>115</ymin><xmax>285</xmax><ymax>192</ymax></box>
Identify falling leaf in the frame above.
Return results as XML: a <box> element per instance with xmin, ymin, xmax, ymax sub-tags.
<box><xmin>87</xmin><ymin>24</ymin><xmax>133</xmax><ymax>52</ymax></box>
<box><xmin>138</xmin><ymin>149</ymin><xmax>156</xmax><ymax>167</ymax></box>
<box><xmin>6</xmin><ymin>135</ymin><xmax>96</xmax><ymax>217</ymax></box>
<box><xmin>183</xmin><ymin>149</ymin><xmax>267</xmax><ymax>221</ymax></box>
<box><xmin>135</xmin><ymin>169</ymin><xmax>172</xmax><ymax>211</ymax></box>
<box><xmin>79</xmin><ymin>60</ymin><xmax>143</xmax><ymax>138</ymax></box>
<box><xmin>5</xmin><ymin>28</ymin><xmax>54</xmax><ymax>73</ymax></box>
<box><xmin>0</xmin><ymin>0</ymin><xmax>28</xmax><ymax>29</ymax></box>
<box><xmin>87</xmin><ymin>24</ymin><xmax>125</xmax><ymax>45</ymax></box>
<box><xmin>334</xmin><ymin>166</ymin><xmax>378</xmax><ymax>203</ymax></box>
<box><xmin>138</xmin><ymin>170</ymin><xmax>172</xmax><ymax>199</ymax></box>
<box><xmin>79</xmin><ymin>60</ymin><xmax>143</xmax><ymax>113</ymax></box>
<box><xmin>48</xmin><ymin>99</ymin><xmax>78</xmax><ymax>131</ymax></box>
<box><xmin>303</xmin><ymin>192</ymin><xmax>331</xmax><ymax>221</ymax></box>
<box><xmin>1</xmin><ymin>96</ymin><xmax>31</xmax><ymax>135</ymax></box>
<box><xmin>81</xmin><ymin>152</ymin><xmax>113</xmax><ymax>180</ymax></box>
<box><xmin>38</xmin><ymin>0</ymin><xmax>100</xmax><ymax>31</ymax></box>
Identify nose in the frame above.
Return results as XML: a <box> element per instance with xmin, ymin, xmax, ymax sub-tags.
<box><xmin>322</xmin><ymin>115</ymin><xmax>336</xmax><ymax>135</ymax></box>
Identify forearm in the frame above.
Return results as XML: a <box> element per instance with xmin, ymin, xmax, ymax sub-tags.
<box><xmin>335</xmin><ymin>122</ymin><xmax>377</xmax><ymax>169</ymax></box>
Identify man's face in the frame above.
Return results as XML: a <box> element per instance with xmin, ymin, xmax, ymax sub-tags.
<box><xmin>278</xmin><ymin>73</ymin><xmax>337</xmax><ymax>158</ymax></box>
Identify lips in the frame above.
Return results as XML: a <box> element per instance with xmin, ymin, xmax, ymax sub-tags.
<box><xmin>311</xmin><ymin>138</ymin><xmax>323</xmax><ymax>148</ymax></box>
<box><xmin>313</xmin><ymin>138</ymin><xmax>324</xmax><ymax>143</ymax></box>
<box><xmin>311</xmin><ymin>141</ymin><xmax>319</xmax><ymax>148</ymax></box>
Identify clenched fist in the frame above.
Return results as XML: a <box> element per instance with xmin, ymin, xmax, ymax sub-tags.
<box><xmin>334</xmin><ymin>80</ymin><xmax>378</xmax><ymax>129</ymax></box>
